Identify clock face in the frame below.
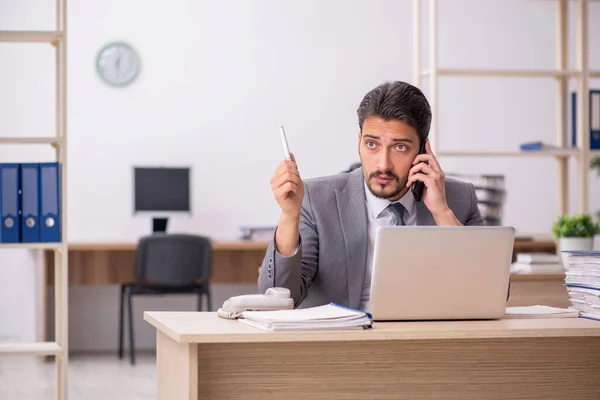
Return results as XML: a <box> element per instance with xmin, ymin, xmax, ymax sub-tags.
<box><xmin>96</xmin><ymin>42</ymin><xmax>140</xmax><ymax>86</ymax></box>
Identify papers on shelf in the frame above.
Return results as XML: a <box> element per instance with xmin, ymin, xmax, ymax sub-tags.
<box><xmin>238</xmin><ymin>303</ymin><xmax>373</xmax><ymax>331</ymax></box>
<box><xmin>504</xmin><ymin>305</ymin><xmax>579</xmax><ymax>319</ymax></box>
<box><xmin>239</xmin><ymin>226</ymin><xmax>276</xmax><ymax>241</ymax></box>
<box><xmin>511</xmin><ymin>262</ymin><xmax>564</xmax><ymax>274</ymax></box>
<box><xmin>516</xmin><ymin>252</ymin><xmax>559</xmax><ymax>264</ymax></box>
<box><xmin>511</xmin><ymin>252</ymin><xmax>564</xmax><ymax>274</ymax></box>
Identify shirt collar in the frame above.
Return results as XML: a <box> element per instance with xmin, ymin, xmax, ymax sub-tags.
<box><xmin>363</xmin><ymin>180</ymin><xmax>416</xmax><ymax>218</ymax></box>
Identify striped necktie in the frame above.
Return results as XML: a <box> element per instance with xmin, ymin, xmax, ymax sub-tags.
<box><xmin>387</xmin><ymin>202</ymin><xmax>406</xmax><ymax>226</ymax></box>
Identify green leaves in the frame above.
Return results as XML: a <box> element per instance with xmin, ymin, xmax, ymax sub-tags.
<box><xmin>551</xmin><ymin>214</ymin><xmax>600</xmax><ymax>238</ymax></box>
<box><xmin>591</xmin><ymin>156</ymin><xmax>600</xmax><ymax>177</ymax></box>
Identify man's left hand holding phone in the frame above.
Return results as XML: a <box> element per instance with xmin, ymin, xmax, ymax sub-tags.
<box><xmin>270</xmin><ymin>126</ymin><xmax>305</xmax><ymax>257</ymax></box>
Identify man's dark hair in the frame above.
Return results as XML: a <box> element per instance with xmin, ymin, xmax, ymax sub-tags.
<box><xmin>357</xmin><ymin>81</ymin><xmax>432</xmax><ymax>144</ymax></box>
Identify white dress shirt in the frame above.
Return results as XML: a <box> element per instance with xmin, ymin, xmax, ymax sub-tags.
<box><xmin>359</xmin><ymin>181</ymin><xmax>417</xmax><ymax>311</ymax></box>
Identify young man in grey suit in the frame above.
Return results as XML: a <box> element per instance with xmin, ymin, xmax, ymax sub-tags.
<box><xmin>258</xmin><ymin>80</ymin><xmax>484</xmax><ymax>311</ymax></box>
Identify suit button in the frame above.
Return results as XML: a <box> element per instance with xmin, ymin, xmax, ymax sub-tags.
<box><xmin>269</xmin><ymin>257</ymin><xmax>274</xmax><ymax>263</ymax></box>
<box><xmin>268</xmin><ymin>272</ymin><xmax>272</xmax><ymax>279</ymax></box>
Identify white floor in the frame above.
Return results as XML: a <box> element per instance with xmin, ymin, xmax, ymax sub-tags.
<box><xmin>0</xmin><ymin>353</ymin><xmax>156</xmax><ymax>400</ymax></box>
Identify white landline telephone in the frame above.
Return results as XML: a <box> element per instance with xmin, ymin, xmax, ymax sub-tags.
<box><xmin>217</xmin><ymin>287</ymin><xmax>294</xmax><ymax>319</ymax></box>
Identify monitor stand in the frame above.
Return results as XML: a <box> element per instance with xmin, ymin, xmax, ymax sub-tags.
<box><xmin>152</xmin><ymin>217</ymin><xmax>168</xmax><ymax>233</ymax></box>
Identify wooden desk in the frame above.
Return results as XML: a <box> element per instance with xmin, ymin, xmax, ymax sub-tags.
<box><xmin>44</xmin><ymin>240</ymin><xmax>567</xmax><ymax>310</ymax></box>
<box><xmin>44</xmin><ymin>240</ymin><xmax>568</xmax><ymax>334</ymax></box>
<box><xmin>507</xmin><ymin>272</ymin><xmax>570</xmax><ymax>308</ymax></box>
<box><xmin>512</xmin><ymin>237</ymin><xmax>556</xmax><ymax>256</ymax></box>
<box><xmin>144</xmin><ymin>311</ymin><xmax>600</xmax><ymax>400</ymax></box>
<box><xmin>43</xmin><ymin>238</ymin><xmax>555</xmax><ymax>286</ymax></box>
<box><xmin>44</xmin><ymin>241</ymin><xmax>269</xmax><ymax>285</ymax></box>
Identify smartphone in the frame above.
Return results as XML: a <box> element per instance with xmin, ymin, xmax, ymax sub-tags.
<box><xmin>411</xmin><ymin>139</ymin><xmax>427</xmax><ymax>202</ymax></box>
<box><xmin>279</xmin><ymin>125</ymin><xmax>291</xmax><ymax>160</ymax></box>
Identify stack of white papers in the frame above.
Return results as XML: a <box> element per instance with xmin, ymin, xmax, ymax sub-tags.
<box><xmin>563</xmin><ymin>250</ymin><xmax>600</xmax><ymax>321</ymax></box>
<box><xmin>510</xmin><ymin>252</ymin><xmax>564</xmax><ymax>274</ymax></box>
<box><xmin>504</xmin><ymin>305</ymin><xmax>579</xmax><ymax>319</ymax></box>
<box><xmin>239</xmin><ymin>303</ymin><xmax>372</xmax><ymax>331</ymax></box>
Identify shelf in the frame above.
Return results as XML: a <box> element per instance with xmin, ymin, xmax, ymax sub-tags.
<box><xmin>0</xmin><ymin>31</ymin><xmax>64</xmax><ymax>43</ymax></box>
<box><xmin>0</xmin><ymin>137</ymin><xmax>64</xmax><ymax>145</ymax></box>
<box><xmin>438</xmin><ymin>150</ymin><xmax>578</xmax><ymax>158</ymax></box>
<box><xmin>421</xmin><ymin>68</ymin><xmax>600</xmax><ymax>79</ymax></box>
<box><xmin>0</xmin><ymin>341</ymin><xmax>62</xmax><ymax>355</ymax></box>
<box><xmin>421</xmin><ymin>68</ymin><xmax>580</xmax><ymax>78</ymax></box>
<box><xmin>0</xmin><ymin>243</ymin><xmax>63</xmax><ymax>250</ymax></box>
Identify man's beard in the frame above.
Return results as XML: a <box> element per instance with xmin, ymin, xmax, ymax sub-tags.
<box><xmin>365</xmin><ymin>170</ymin><xmax>407</xmax><ymax>200</ymax></box>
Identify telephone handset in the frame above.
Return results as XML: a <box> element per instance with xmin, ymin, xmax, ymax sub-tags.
<box><xmin>217</xmin><ymin>287</ymin><xmax>294</xmax><ymax>319</ymax></box>
<box><xmin>411</xmin><ymin>139</ymin><xmax>427</xmax><ymax>202</ymax></box>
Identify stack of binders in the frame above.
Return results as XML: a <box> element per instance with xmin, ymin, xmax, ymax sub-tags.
<box><xmin>0</xmin><ymin>162</ymin><xmax>61</xmax><ymax>244</ymax></box>
<box><xmin>571</xmin><ymin>89</ymin><xmax>600</xmax><ymax>149</ymax></box>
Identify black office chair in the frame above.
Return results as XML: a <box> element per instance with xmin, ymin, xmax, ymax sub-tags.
<box><xmin>118</xmin><ymin>233</ymin><xmax>212</xmax><ymax>365</ymax></box>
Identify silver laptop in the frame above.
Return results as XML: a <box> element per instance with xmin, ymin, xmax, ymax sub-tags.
<box><xmin>368</xmin><ymin>226</ymin><xmax>514</xmax><ymax>321</ymax></box>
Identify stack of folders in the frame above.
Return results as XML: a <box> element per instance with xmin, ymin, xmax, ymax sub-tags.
<box><xmin>239</xmin><ymin>303</ymin><xmax>372</xmax><ymax>331</ymax></box>
<box><xmin>504</xmin><ymin>305</ymin><xmax>579</xmax><ymax>319</ymax></box>
<box><xmin>0</xmin><ymin>162</ymin><xmax>61</xmax><ymax>244</ymax></box>
<box><xmin>510</xmin><ymin>252</ymin><xmax>564</xmax><ymax>274</ymax></box>
<box><xmin>563</xmin><ymin>250</ymin><xmax>600</xmax><ymax>321</ymax></box>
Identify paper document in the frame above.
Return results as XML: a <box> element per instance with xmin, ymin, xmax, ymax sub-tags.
<box><xmin>562</xmin><ymin>251</ymin><xmax>600</xmax><ymax>320</ymax></box>
<box><xmin>504</xmin><ymin>305</ymin><xmax>579</xmax><ymax>319</ymax></box>
<box><xmin>516</xmin><ymin>252</ymin><xmax>559</xmax><ymax>264</ymax></box>
<box><xmin>239</xmin><ymin>303</ymin><xmax>372</xmax><ymax>331</ymax></box>
<box><xmin>511</xmin><ymin>262</ymin><xmax>564</xmax><ymax>274</ymax></box>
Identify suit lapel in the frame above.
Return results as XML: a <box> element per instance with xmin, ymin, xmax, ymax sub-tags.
<box><xmin>335</xmin><ymin>169</ymin><xmax>368</xmax><ymax>309</ymax></box>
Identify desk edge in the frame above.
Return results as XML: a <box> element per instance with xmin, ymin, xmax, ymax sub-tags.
<box><xmin>142</xmin><ymin>312</ymin><xmax>600</xmax><ymax>344</ymax></box>
<box><xmin>143</xmin><ymin>312</ymin><xmax>183</xmax><ymax>343</ymax></box>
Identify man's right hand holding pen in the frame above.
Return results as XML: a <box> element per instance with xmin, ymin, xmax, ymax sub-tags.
<box><xmin>270</xmin><ymin>152</ymin><xmax>304</xmax><ymax>257</ymax></box>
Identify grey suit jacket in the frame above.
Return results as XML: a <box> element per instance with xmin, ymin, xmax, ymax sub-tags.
<box><xmin>257</xmin><ymin>167</ymin><xmax>485</xmax><ymax>309</ymax></box>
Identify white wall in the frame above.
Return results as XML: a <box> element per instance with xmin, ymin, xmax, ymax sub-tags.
<box><xmin>1</xmin><ymin>0</ymin><xmax>599</xmax><ymax>349</ymax></box>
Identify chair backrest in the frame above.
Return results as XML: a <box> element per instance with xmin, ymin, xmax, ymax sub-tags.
<box><xmin>134</xmin><ymin>233</ymin><xmax>212</xmax><ymax>285</ymax></box>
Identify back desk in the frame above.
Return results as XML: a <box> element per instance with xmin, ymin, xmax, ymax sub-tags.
<box><xmin>44</xmin><ymin>238</ymin><xmax>557</xmax><ymax>286</ymax></box>
<box><xmin>43</xmin><ymin>238</ymin><xmax>569</xmax><ymax>309</ymax></box>
<box><xmin>42</xmin><ymin>238</ymin><xmax>570</xmax><ymax>347</ymax></box>
<box><xmin>44</xmin><ymin>241</ymin><xmax>269</xmax><ymax>285</ymax></box>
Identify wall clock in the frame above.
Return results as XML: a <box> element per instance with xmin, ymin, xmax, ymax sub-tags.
<box><xmin>96</xmin><ymin>41</ymin><xmax>140</xmax><ymax>86</ymax></box>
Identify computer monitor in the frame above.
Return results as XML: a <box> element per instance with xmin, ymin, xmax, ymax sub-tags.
<box><xmin>133</xmin><ymin>166</ymin><xmax>190</xmax><ymax>232</ymax></box>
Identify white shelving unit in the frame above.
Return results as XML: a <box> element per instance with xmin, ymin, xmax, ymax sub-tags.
<box><xmin>414</xmin><ymin>0</ymin><xmax>599</xmax><ymax>219</ymax></box>
<box><xmin>0</xmin><ymin>0</ymin><xmax>68</xmax><ymax>399</ymax></box>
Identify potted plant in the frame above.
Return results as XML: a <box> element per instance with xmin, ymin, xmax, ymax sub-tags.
<box><xmin>551</xmin><ymin>214</ymin><xmax>600</xmax><ymax>266</ymax></box>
